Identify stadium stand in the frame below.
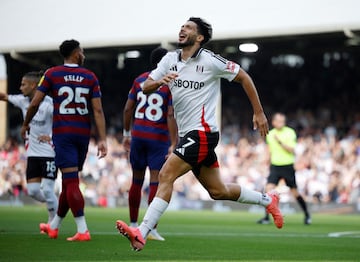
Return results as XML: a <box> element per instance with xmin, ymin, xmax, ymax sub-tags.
<box><xmin>1</xmin><ymin>33</ymin><xmax>359</xmax><ymax>213</ymax></box>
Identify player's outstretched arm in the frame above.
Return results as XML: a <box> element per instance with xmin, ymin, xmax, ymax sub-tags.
<box><xmin>122</xmin><ymin>98</ymin><xmax>135</xmax><ymax>151</ymax></box>
<box><xmin>91</xmin><ymin>97</ymin><xmax>107</xmax><ymax>158</ymax></box>
<box><xmin>142</xmin><ymin>74</ymin><xmax>178</xmax><ymax>94</ymax></box>
<box><xmin>0</xmin><ymin>92</ymin><xmax>8</xmax><ymax>101</ymax></box>
<box><xmin>233</xmin><ymin>68</ymin><xmax>269</xmax><ymax>137</ymax></box>
<box><xmin>21</xmin><ymin>90</ymin><xmax>45</xmax><ymax>139</ymax></box>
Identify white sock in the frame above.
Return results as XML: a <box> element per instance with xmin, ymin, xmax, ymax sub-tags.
<box><xmin>130</xmin><ymin>222</ymin><xmax>138</xmax><ymax>227</ymax></box>
<box><xmin>41</xmin><ymin>178</ymin><xmax>58</xmax><ymax>223</ymax></box>
<box><xmin>50</xmin><ymin>215</ymin><xmax>63</xmax><ymax>230</ymax></box>
<box><xmin>139</xmin><ymin>197</ymin><xmax>168</xmax><ymax>238</ymax></box>
<box><xmin>75</xmin><ymin>216</ymin><xmax>88</xmax><ymax>233</ymax></box>
<box><xmin>27</xmin><ymin>183</ymin><xmax>46</xmax><ymax>202</ymax></box>
<box><xmin>237</xmin><ymin>187</ymin><xmax>271</xmax><ymax>206</ymax></box>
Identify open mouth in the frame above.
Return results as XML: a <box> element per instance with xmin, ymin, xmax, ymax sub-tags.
<box><xmin>179</xmin><ymin>33</ymin><xmax>186</xmax><ymax>41</ymax></box>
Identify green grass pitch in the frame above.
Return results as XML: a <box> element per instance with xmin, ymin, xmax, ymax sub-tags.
<box><xmin>0</xmin><ymin>205</ymin><xmax>359</xmax><ymax>261</ymax></box>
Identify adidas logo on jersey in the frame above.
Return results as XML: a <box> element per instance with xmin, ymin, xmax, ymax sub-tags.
<box><xmin>170</xmin><ymin>65</ymin><xmax>178</xmax><ymax>71</ymax></box>
<box><xmin>176</xmin><ymin>147</ymin><xmax>185</xmax><ymax>155</ymax></box>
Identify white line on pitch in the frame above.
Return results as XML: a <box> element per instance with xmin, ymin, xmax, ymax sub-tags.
<box><xmin>328</xmin><ymin>231</ymin><xmax>360</xmax><ymax>238</ymax></box>
<box><xmin>105</xmin><ymin>232</ymin><xmax>328</xmax><ymax>238</ymax></box>
<box><xmin>3</xmin><ymin>231</ymin><xmax>360</xmax><ymax>238</ymax></box>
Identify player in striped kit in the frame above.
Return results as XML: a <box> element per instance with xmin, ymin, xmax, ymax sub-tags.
<box><xmin>0</xmin><ymin>71</ymin><xmax>58</xmax><ymax>224</ymax></box>
<box><xmin>122</xmin><ymin>47</ymin><xmax>177</xmax><ymax>241</ymax></box>
<box><xmin>116</xmin><ymin>17</ymin><xmax>283</xmax><ymax>251</ymax></box>
<box><xmin>21</xmin><ymin>39</ymin><xmax>107</xmax><ymax>241</ymax></box>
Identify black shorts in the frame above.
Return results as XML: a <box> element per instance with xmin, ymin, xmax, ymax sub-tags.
<box><xmin>268</xmin><ymin>164</ymin><xmax>297</xmax><ymax>188</ymax></box>
<box><xmin>173</xmin><ymin>130</ymin><xmax>219</xmax><ymax>176</ymax></box>
<box><xmin>26</xmin><ymin>157</ymin><xmax>58</xmax><ymax>180</ymax></box>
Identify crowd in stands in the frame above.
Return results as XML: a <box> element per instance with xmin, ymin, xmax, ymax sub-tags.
<box><xmin>1</xmin><ymin>109</ymin><xmax>359</xmax><ymax>209</ymax></box>
<box><xmin>1</xmin><ymin>48</ymin><xmax>359</xmax><ymax>210</ymax></box>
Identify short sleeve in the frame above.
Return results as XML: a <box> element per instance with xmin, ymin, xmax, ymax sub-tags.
<box><xmin>7</xmin><ymin>94</ymin><xmax>25</xmax><ymax>108</ymax></box>
<box><xmin>37</xmin><ymin>70</ymin><xmax>52</xmax><ymax>94</ymax></box>
<box><xmin>210</xmin><ymin>53</ymin><xmax>240</xmax><ymax>82</ymax></box>
<box><xmin>149</xmin><ymin>53</ymin><xmax>172</xmax><ymax>81</ymax></box>
<box><xmin>90</xmin><ymin>73</ymin><xmax>102</xmax><ymax>98</ymax></box>
<box><xmin>128</xmin><ymin>80</ymin><xmax>138</xmax><ymax>101</ymax></box>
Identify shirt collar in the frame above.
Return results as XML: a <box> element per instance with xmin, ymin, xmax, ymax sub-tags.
<box><xmin>177</xmin><ymin>48</ymin><xmax>203</xmax><ymax>62</ymax></box>
<box><xmin>64</xmin><ymin>63</ymin><xmax>79</xmax><ymax>67</ymax></box>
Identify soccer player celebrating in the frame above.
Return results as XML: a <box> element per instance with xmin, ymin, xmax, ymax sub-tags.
<box><xmin>122</xmin><ymin>47</ymin><xmax>177</xmax><ymax>241</ymax></box>
<box><xmin>257</xmin><ymin>113</ymin><xmax>311</xmax><ymax>225</ymax></box>
<box><xmin>21</xmin><ymin>39</ymin><xmax>107</xmax><ymax>241</ymax></box>
<box><xmin>116</xmin><ymin>17</ymin><xmax>283</xmax><ymax>251</ymax></box>
<box><xmin>0</xmin><ymin>71</ymin><xmax>58</xmax><ymax>224</ymax></box>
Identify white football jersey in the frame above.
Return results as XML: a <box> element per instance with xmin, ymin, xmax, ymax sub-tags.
<box><xmin>150</xmin><ymin>48</ymin><xmax>240</xmax><ymax>137</ymax></box>
<box><xmin>8</xmin><ymin>95</ymin><xmax>55</xmax><ymax>157</ymax></box>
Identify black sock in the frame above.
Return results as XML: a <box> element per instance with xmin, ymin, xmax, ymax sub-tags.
<box><xmin>296</xmin><ymin>196</ymin><xmax>309</xmax><ymax>216</ymax></box>
<box><xmin>264</xmin><ymin>212</ymin><xmax>270</xmax><ymax>220</ymax></box>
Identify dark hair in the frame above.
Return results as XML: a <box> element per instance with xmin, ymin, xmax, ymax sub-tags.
<box><xmin>59</xmin><ymin>39</ymin><xmax>80</xmax><ymax>58</ymax></box>
<box><xmin>23</xmin><ymin>70</ymin><xmax>44</xmax><ymax>81</ymax></box>
<box><xmin>150</xmin><ymin>47</ymin><xmax>167</xmax><ymax>69</ymax></box>
<box><xmin>188</xmin><ymin>17</ymin><xmax>212</xmax><ymax>45</ymax></box>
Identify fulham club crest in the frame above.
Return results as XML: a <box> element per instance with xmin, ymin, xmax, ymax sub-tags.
<box><xmin>196</xmin><ymin>65</ymin><xmax>204</xmax><ymax>73</ymax></box>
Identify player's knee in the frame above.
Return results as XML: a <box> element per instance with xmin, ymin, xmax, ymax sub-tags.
<box><xmin>41</xmin><ymin>179</ymin><xmax>55</xmax><ymax>199</ymax></box>
<box><xmin>27</xmin><ymin>187</ymin><xmax>40</xmax><ymax>197</ymax></box>
<box><xmin>208</xmin><ymin>188</ymin><xmax>227</xmax><ymax>200</ymax></box>
<box><xmin>42</xmin><ymin>185</ymin><xmax>53</xmax><ymax>199</ymax></box>
<box><xmin>27</xmin><ymin>183</ymin><xmax>41</xmax><ymax>197</ymax></box>
<box><xmin>158</xmin><ymin>170</ymin><xmax>174</xmax><ymax>184</ymax></box>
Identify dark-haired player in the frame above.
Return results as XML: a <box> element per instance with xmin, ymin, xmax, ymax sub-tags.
<box><xmin>0</xmin><ymin>71</ymin><xmax>58</xmax><ymax>224</ymax></box>
<box><xmin>122</xmin><ymin>47</ymin><xmax>177</xmax><ymax>241</ymax></box>
<box><xmin>116</xmin><ymin>17</ymin><xmax>283</xmax><ymax>251</ymax></box>
<box><xmin>21</xmin><ymin>39</ymin><xmax>107</xmax><ymax>241</ymax></box>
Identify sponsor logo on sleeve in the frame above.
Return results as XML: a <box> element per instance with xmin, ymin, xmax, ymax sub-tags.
<box><xmin>226</xmin><ymin>61</ymin><xmax>236</xmax><ymax>73</ymax></box>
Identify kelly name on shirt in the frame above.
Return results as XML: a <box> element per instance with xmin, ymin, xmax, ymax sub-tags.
<box><xmin>64</xmin><ymin>75</ymin><xmax>84</xmax><ymax>82</ymax></box>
